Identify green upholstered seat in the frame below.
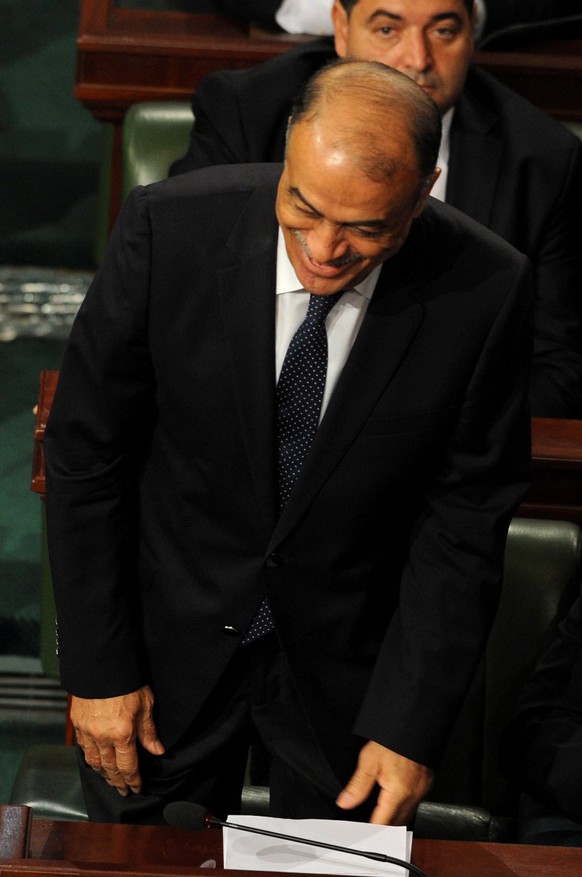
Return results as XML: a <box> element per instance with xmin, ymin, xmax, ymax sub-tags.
<box><xmin>429</xmin><ymin>517</ymin><xmax>582</xmax><ymax>838</ymax></box>
<box><xmin>121</xmin><ymin>101</ymin><xmax>193</xmax><ymax>200</ymax></box>
<box><xmin>94</xmin><ymin>101</ymin><xmax>193</xmax><ymax>263</ymax></box>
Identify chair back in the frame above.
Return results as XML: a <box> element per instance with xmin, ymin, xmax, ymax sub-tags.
<box><xmin>121</xmin><ymin>101</ymin><xmax>194</xmax><ymax>200</ymax></box>
<box><xmin>563</xmin><ymin>119</ymin><xmax>582</xmax><ymax>142</ymax></box>
<box><xmin>483</xmin><ymin>517</ymin><xmax>582</xmax><ymax>813</ymax></box>
<box><xmin>431</xmin><ymin>518</ymin><xmax>582</xmax><ymax>818</ymax></box>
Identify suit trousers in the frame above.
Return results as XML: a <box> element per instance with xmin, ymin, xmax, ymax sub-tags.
<box><xmin>77</xmin><ymin>634</ymin><xmax>375</xmax><ymax>824</ymax></box>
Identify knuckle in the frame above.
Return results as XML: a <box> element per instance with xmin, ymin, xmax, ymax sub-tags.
<box><xmin>84</xmin><ymin>754</ymin><xmax>102</xmax><ymax>770</ymax></box>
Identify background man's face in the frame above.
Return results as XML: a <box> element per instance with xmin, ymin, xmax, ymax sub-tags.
<box><xmin>333</xmin><ymin>0</ymin><xmax>475</xmax><ymax>114</ymax></box>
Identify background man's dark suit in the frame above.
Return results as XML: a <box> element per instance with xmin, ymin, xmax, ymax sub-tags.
<box><xmin>502</xmin><ymin>584</ymin><xmax>582</xmax><ymax>841</ymax></box>
<box><xmin>45</xmin><ymin>163</ymin><xmax>531</xmax><ymax>800</ymax></box>
<box><xmin>483</xmin><ymin>1</ymin><xmax>582</xmax><ymax>38</ymax></box>
<box><xmin>170</xmin><ymin>38</ymin><xmax>582</xmax><ymax>419</ymax></box>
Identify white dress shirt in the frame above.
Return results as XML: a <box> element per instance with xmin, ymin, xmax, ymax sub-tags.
<box><xmin>430</xmin><ymin>106</ymin><xmax>454</xmax><ymax>203</ymax></box>
<box><xmin>276</xmin><ymin>228</ymin><xmax>381</xmax><ymax>419</ymax></box>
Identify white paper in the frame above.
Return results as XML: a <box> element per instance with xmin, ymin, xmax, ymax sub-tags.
<box><xmin>224</xmin><ymin>815</ymin><xmax>412</xmax><ymax>876</ymax></box>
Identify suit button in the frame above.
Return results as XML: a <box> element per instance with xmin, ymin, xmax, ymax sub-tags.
<box><xmin>223</xmin><ymin>625</ymin><xmax>240</xmax><ymax>636</ymax></box>
<box><xmin>266</xmin><ymin>553</ymin><xmax>284</xmax><ymax>568</ymax></box>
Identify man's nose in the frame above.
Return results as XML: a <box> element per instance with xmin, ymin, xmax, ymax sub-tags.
<box><xmin>397</xmin><ymin>30</ymin><xmax>433</xmax><ymax>74</ymax></box>
<box><xmin>307</xmin><ymin>224</ymin><xmax>349</xmax><ymax>263</ymax></box>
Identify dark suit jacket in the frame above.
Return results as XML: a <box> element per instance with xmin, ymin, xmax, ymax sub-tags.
<box><xmin>45</xmin><ymin>164</ymin><xmax>531</xmax><ymax>777</ymax></box>
<box><xmin>502</xmin><ymin>586</ymin><xmax>582</xmax><ymax>822</ymax></box>
<box><xmin>170</xmin><ymin>38</ymin><xmax>582</xmax><ymax>418</ymax></box>
<box><xmin>482</xmin><ymin>1</ymin><xmax>582</xmax><ymax>38</ymax></box>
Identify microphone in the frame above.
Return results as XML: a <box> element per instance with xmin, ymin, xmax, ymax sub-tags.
<box><xmin>163</xmin><ymin>802</ymin><xmax>427</xmax><ymax>877</ymax></box>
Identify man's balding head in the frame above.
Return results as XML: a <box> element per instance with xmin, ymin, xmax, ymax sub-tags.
<box><xmin>287</xmin><ymin>58</ymin><xmax>441</xmax><ymax>188</ymax></box>
<box><xmin>277</xmin><ymin>60</ymin><xmax>441</xmax><ymax>296</ymax></box>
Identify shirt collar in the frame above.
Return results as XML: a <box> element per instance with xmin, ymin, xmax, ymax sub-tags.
<box><xmin>439</xmin><ymin>106</ymin><xmax>455</xmax><ymax>164</ymax></box>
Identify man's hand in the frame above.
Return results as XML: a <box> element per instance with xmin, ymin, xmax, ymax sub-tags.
<box><xmin>71</xmin><ymin>685</ymin><xmax>165</xmax><ymax>796</ymax></box>
<box><xmin>336</xmin><ymin>741</ymin><xmax>433</xmax><ymax>824</ymax></box>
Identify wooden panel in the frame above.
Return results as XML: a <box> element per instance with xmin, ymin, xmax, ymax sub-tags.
<box><xmin>31</xmin><ymin>370</ymin><xmax>58</xmax><ymax>497</ymax></box>
<box><xmin>75</xmin><ymin>1</ymin><xmax>307</xmax><ymax>122</ymax></box>
<box><xmin>0</xmin><ymin>806</ymin><xmax>31</xmax><ymax>861</ymax></box>
<box><xmin>520</xmin><ymin>417</ymin><xmax>582</xmax><ymax>524</ymax></box>
<box><xmin>1</xmin><ymin>816</ymin><xmax>579</xmax><ymax>876</ymax></box>
<box><xmin>473</xmin><ymin>37</ymin><xmax>582</xmax><ymax>121</ymax></box>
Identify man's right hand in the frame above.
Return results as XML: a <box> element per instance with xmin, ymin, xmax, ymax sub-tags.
<box><xmin>71</xmin><ymin>685</ymin><xmax>165</xmax><ymax>796</ymax></box>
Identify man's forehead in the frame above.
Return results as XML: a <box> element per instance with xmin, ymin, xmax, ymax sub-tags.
<box><xmin>351</xmin><ymin>0</ymin><xmax>471</xmax><ymax>18</ymax></box>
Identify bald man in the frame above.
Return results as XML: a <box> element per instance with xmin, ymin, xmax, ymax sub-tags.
<box><xmin>45</xmin><ymin>60</ymin><xmax>531</xmax><ymax>826</ymax></box>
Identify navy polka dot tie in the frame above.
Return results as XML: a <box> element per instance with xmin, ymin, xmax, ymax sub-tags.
<box><xmin>241</xmin><ymin>291</ymin><xmax>343</xmax><ymax>644</ymax></box>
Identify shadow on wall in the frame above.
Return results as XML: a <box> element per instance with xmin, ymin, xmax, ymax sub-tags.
<box><xmin>0</xmin><ymin>0</ymin><xmax>102</xmax><ymax>269</ymax></box>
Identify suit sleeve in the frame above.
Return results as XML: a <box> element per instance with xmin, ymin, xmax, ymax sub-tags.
<box><xmin>44</xmin><ymin>187</ymin><xmax>155</xmax><ymax>698</ymax></box>
<box><xmin>529</xmin><ymin>136</ymin><xmax>582</xmax><ymax>418</ymax></box>
<box><xmin>353</xmin><ymin>255</ymin><xmax>533</xmax><ymax>767</ymax></box>
<box><xmin>501</xmin><ymin>591</ymin><xmax>582</xmax><ymax>822</ymax></box>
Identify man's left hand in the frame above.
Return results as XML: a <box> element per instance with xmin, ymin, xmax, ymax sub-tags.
<box><xmin>336</xmin><ymin>741</ymin><xmax>433</xmax><ymax>824</ymax></box>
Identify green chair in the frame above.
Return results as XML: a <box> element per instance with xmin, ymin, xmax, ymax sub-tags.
<box><xmin>564</xmin><ymin>120</ymin><xmax>582</xmax><ymax>142</ymax></box>
<box><xmin>95</xmin><ymin>101</ymin><xmax>193</xmax><ymax>263</ymax></box>
<box><xmin>426</xmin><ymin>518</ymin><xmax>582</xmax><ymax>839</ymax></box>
<box><xmin>120</xmin><ymin>101</ymin><xmax>193</xmax><ymax>200</ymax></box>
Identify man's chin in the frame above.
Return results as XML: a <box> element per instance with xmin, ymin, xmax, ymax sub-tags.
<box><xmin>296</xmin><ymin>273</ymin><xmax>353</xmax><ymax>296</ymax></box>
<box><xmin>295</xmin><ymin>261</ymin><xmax>365</xmax><ymax>295</ymax></box>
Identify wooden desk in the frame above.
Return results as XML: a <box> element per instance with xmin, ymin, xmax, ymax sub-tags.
<box><xmin>520</xmin><ymin>418</ymin><xmax>582</xmax><ymax>524</ymax></box>
<box><xmin>32</xmin><ymin>370</ymin><xmax>582</xmax><ymax>525</ymax></box>
<box><xmin>2</xmin><ymin>806</ymin><xmax>582</xmax><ymax>877</ymax></box>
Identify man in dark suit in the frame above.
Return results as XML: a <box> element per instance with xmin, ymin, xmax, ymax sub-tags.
<box><xmin>502</xmin><ymin>584</ymin><xmax>582</xmax><ymax>846</ymax></box>
<box><xmin>45</xmin><ymin>60</ymin><xmax>531</xmax><ymax>826</ymax></box>
<box><xmin>171</xmin><ymin>0</ymin><xmax>582</xmax><ymax>420</ymax></box>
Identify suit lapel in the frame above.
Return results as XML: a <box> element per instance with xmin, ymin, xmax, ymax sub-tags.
<box><xmin>446</xmin><ymin>75</ymin><xmax>503</xmax><ymax>228</ymax></box>
<box><xmin>218</xmin><ymin>179</ymin><xmax>280</xmax><ymax>532</ymax></box>
<box><xmin>268</xmin><ymin>221</ymin><xmax>429</xmax><ymax>548</ymax></box>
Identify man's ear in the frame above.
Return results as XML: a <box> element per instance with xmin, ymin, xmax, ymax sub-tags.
<box><xmin>415</xmin><ymin>168</ymin><xmax>441</xmax><ymax>216</ymax></box>
<box><xmin>332</xmin><ymin>0</ymin><xmax>349</xmax><ymax>58</ymax></box>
